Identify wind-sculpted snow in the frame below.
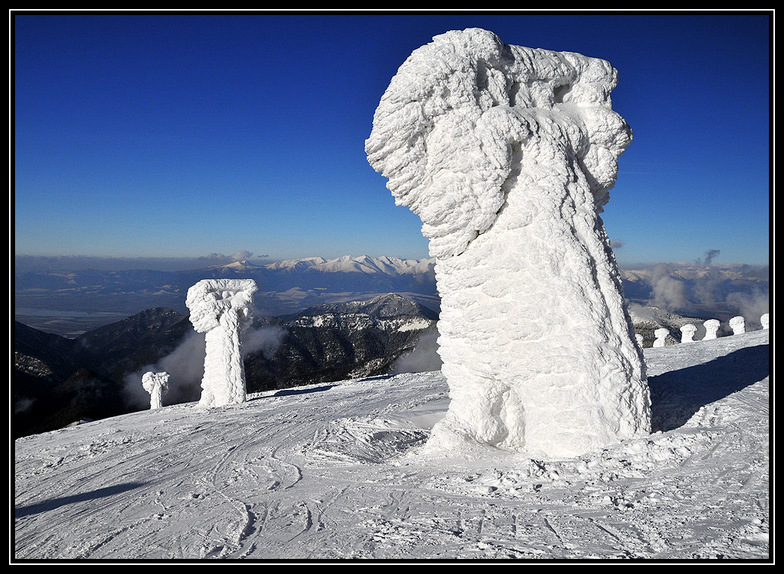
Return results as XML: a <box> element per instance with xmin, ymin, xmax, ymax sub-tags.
<box><xmin>366</xmin><ymin>28</ymin><xmax>648</xmax><ymax>459</ymax></box>
<box><xmin>186</xmin><ymin>279</ymin><xmax>257</xmax><ymax>408</ymax></box>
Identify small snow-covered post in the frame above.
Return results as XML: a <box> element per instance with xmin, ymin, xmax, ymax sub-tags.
<box><xmin>703</xmin><ymin>319</ymin><xmax>720</xmax><ymax>340</ymax></box>
<box><xmin>366</xmin><ymin>28</ymin><xmax>649</xmax><ymax>459</ymax></box>
<box><xmin>729</xmin><ymin>316</ymin><xmax>746</xmax><ymax>335</ymax></box>
<box><xmin>653</xmin><ymin>328</ymin><xmax>669</xmax><ymax>348</ymax></box>
<box><xmin>680</xmin><ymin>324</ymin><xmax>697</xmax><ymax>343</ymax></box>
<box><xmin>635</xmin><ymin>333</ymin><xmax>644</xmax><ymax>348</ymax></box>
<box><xmin>186</xmin><ymin>279</ymin><xmax>258</xmax><ymax>408</ymax></box>
<box><xmin>142</xmin><ymin>371</ymin><xmax>169</xmax><ymax>410</ymax></box>
<box><xmin>761</xmin><ymin>313</ymin><xmax>769</xmax><ymax>330</ymax></box>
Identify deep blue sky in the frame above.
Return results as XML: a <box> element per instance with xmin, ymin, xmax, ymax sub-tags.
<box><xmin>13</xmin><ymin>11</ymin><xmax>771</xmax><ymax>265</ymax></box>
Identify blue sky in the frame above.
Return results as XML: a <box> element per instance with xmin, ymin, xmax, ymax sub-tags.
<box><xmin>13</xmin><ymin>11</ymin><xmax>771</xmax><ymax>266</ymax></box>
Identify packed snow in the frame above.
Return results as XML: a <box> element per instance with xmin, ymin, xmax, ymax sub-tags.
<box><xmin>185</xmin><ymin>279</ymin><xmax>258</xmax><ymax>408</ymax></box>
<box><xmin>366</xmin><ymin>28</ymin><xmax>648</xmax><ymax>459</ymax></box>
<box><xmin>13</xmin><ymin>329</ymin><xmax>769</xmax><ymax>561</ymax></box>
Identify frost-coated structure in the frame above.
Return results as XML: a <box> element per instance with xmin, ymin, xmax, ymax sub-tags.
<box><xmin>366</xmin><ymin>28</ymin><xmax>650</xmax><ymax>459</ymax></box>
<box><xmin>761</xmin><ymin>313</ymin><xmax>769</xmax><ymax>329</ymax></box>
<box><xmin>653</xmin><ymin>328</ymin><xmax>669</xmax><ymax>348</ymax></box>
<box><xmin>680</xmin><ymin>324</ymin><xmax>697</xmax><ymax>343</ymax></box>
<box><xmin>186</xmin><ymin>279</ymin><xmax>258</xmax><ymax>408</ymax></box>
<box><xmin>703</xmin><ymin>319</ymin><xmax>720</xmax><ymax>340</ymax></box>
<box><xmin>729</xmin><ymin>316</ymin><xmax>746</xmax><ymax>335</ymax></box>
<box><xmin>141</xmin><ymin>371</ymin><xmax>169</xmax><ymax>410</ymax></box>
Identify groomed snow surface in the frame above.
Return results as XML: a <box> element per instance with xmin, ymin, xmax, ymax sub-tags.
<box><xmin>14</xmin><ymin>329</ymin><xmax>770</xmax><ymax>561</ymax></box>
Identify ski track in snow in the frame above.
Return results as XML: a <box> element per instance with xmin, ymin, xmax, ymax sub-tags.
<box><xmin>13</xmin><ymin>330</ymin><xmax>769</xmax><ymax>561</ymax></box>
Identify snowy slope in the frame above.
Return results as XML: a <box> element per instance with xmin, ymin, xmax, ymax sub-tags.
<box><xmin>13</xmin><ymin>330</ymin><xmax>770</xmax><ymax>561</ymax></box>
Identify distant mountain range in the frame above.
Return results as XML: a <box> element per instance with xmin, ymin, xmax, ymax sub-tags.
<box><xmin>14</xmin><ymin>254</ymin><xmax>769</xmax><ymax>337</ymax></box>
<box><xmin>14</xmin><ymin>255</ymin><xmax>439</xmax><ymax>336</ymax></box>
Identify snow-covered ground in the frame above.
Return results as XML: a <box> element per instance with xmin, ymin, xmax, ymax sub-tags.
<box><xmin>13</xmin><ymin>329</ymin><xmax>770</xmax><ymax>561</ymax></box>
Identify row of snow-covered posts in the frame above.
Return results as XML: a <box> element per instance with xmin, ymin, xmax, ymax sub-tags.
<box><xmin>640</xmin><ymin>313</ymin><xmax>769</xmax><ymax>349</ymax></box>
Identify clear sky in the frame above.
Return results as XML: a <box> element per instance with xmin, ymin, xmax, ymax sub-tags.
<box><xmin>13</xmin><ymin>10</ymin><xmax>771</xmax><ymax>265</ymax></box>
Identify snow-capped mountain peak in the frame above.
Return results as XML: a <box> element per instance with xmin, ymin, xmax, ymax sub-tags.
<box><xmin>264</xmin><ymin>255</ymin><xmax>435</xmax><ymax>276</ymax></box>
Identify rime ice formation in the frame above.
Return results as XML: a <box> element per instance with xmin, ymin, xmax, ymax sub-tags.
<box><xmin>635</xmin><ymin>334</ymin><xmax>644</xmax><ymax>348</ymax></box>
<box><xmin>680</xmin><ymin>324</ymin><xmax>697</xmax><ymax>343</ymax></box>
<box><xmin>653</xmin><ymin>328</ymin><xmax>669</xmax><ymax>348</ymax></box>
<box><xmin>141</xmin><ymin>371</ymin><xmax>169</xmax><ymax>410</ymax></box>
<box><xmin>729</xmin><ymin>316</ymin><xmax>746</xmax><ymax>335</ymax></box>
<box><xmin>186</xmin><ymin>279</ymin><xmax>258</xmax><ymax>408</ymax></box>
<box><xmin>761</xmin><ymin>313</ymin><xmax>769</xmax><ymax>329</ymax></box>
<box><xmin>703</xmin><ymin>319</ymin><xmax>720</xmax><ymax>340</ymax></box>
<box><xmin>366</xmin><ymin>28</ymin><xmax>650</xmax><ymax>459</ymax></box>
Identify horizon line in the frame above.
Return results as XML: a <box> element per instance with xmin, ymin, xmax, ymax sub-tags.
<box><xmin>13</xmin><ymin>252</ymin><xmax>771</xmax><ymax>268</ymax></box>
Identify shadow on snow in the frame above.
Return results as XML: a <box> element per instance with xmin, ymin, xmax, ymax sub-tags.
<box><xmin>648</xmin><ymin>343</ymin><xmax>770</xmax><ymax>433</ymax></box>
<box><xmin>15</xmin><ymin>482</ymin><xmax>146</xmax><ymax>518</ymax></box>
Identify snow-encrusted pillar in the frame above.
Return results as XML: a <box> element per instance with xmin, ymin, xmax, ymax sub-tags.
<box><xmin>680</xmin><ymin>324</ymin><xmax>697</xmax><ymax>343</ymax></box>
<box><xmin>186</xmin><ymin>279</ymin><xmax>258</xmax><ymax>408</ymax></box>
<box><xmin>366</xmin><ymin>28</ymin><xmax>650</xmax><ymax>459</ymax></box>
<box><xmin>653</xmin><ymin>328</ymin><xmax>670</xmax><ymax>348</ymax></box>
<box><xmin>703</xmin><ymin>319</ymin><xmax>720</xmax><ymax>340</ymax></box>
<box><xmin>761</xmin><ymin>313</ymin><xmax>769</xmax><ymax>329</ymax></box>
<box><xmin>142</xmin><ymin>371</ymin><xmax>169</xmax><ymax>410</ymax></box>
<box><xmin>729</xmin><ymin>316</ymin><xmax>746</xmax><ymax>335</ymax></box>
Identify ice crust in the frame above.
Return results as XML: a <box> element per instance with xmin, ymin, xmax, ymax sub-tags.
<box><xmin>186</xmin><ymin>279</ymin><xmax>258</xmax><ymax>408</ymax></box>
<box><xmin>366</xmin><ymin>28</ymin><xmax>650</xmax><ymax>459</ymax></box>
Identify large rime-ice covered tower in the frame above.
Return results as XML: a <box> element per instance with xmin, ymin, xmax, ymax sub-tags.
<box><xmin>186</xmin><ymin>279</ymin><xmax>258</xmax><ymax>408</ymax></box>
<box><xmin>366</xmin><ymin>28</ymin><xmax>651</xmax><ymax>459</ymax></box>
